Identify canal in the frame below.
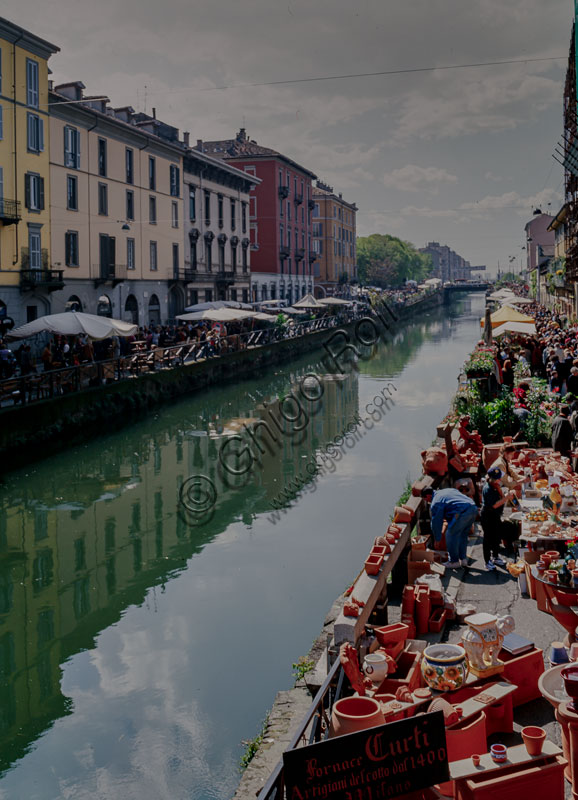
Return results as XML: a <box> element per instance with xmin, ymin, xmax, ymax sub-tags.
<box><xmin>0</xmin><ymin>293</ymin><xmax>484</xmax><ymax>800</ymax></box>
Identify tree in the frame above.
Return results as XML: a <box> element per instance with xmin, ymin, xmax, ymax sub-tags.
<box><xmin>357</xmin><ymin>234</ymin><xmax>432</xmax><ymax>287</ymax></box>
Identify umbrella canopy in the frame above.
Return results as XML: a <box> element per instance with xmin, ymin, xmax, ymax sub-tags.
<box><xmin>8</xmin><ymin>312</ymin><xmax>138</xmax><ymax>340</ymax></box>
<box><xmin>424</xmin><ymin>277</ymin><xmax>442</xmax><ymax>286</ymax></box>
<box><xmin>283</xmin><ymin>307</ymin><xmax>308</xmax><ymax>315</ymax></box>
<box><xmin>292</xmin><ymin>293</ymin><xmax>324</xmax><ymax>309</ymax></box>
<box><xmin>493</xmin><ymin>321</ymin><xmax>537</xmax><ymax>337</ymax></box>
<box><xmin>183</xmin><ymin>300</ymin><xmax>253</xmax><ymax>312</ymax></box>
<box><xmin>177</xmin><ymin>308</ymin><xmax>256</xmax><ymax>322</ymax></box>
<box><xmin>488</xmin><ymin>290</ymin><xmax>517</xmax><ymax>301</ymax></box>
<box><xmin>317</xmin><ymin>297</ymin><xmax>353</xmax><ymax>306</ymax></box>
<box><xmin>483</xmin><ymin>307</ymin><xmax>493</xmax><ymax>346</ymax></box>
<box><xmin>501</xmin><ymin>297</ymin><xmax>533</xmax><ymax>306</ymax></box>
<box><xmin>480</xmin><ymin>305</ymin><xmax>534</xmax><ymax>329</ymax></box>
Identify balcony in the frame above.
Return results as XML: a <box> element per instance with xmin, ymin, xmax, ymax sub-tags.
<box><xmin>308</xmin><ymin>198</ymin><xmax>315</xmax><ymax>211</ymax></box>
<box><xmin>93</xmin><ymin>264</ymin><xmax>128</xmax><ymax>288</ymax></box>
<box><xmin>294</xmin><ymin>192</ymin><xmax>303</xmax><ymax>205</ymax></box>
<box><xmin>189</xmin><ymin>270</ymin><xmax>215</xmax><ymax>282</ymax></box>
<box><xmin>20</xmin><ymin>269</ymin><xmax>64</xmax><ymax>293</ymax></box>
<box><xmin>279</xmin><ymin>245</ymin><xmax>290</xmax><ymax>260</ymax></box>
<box><xmin>0</xmin><ymin>199</ymin><xmax>21</xmax><ymax>225</ymax></box>
<box><xmin>170</xmin><ymin>269</ymin><xmax>196</xmax><ymax>285</ymax></box>
<box><xmin>278</xmin><ymin>185</ymin><xmax>290</xmax><ymax>199</ymax></box>
<box><xmin>309</xmin><ymin>249</ymin><xmax>318</xmax><ymax>262</ymax></box>
<box><xmin>216</xmin><ymin>271</ymin><xmax>235</xmax><ymax>286</ymax></box>
<box><xmin>295</xmin><ymin>248</ymin><xmax>305</xmax><ymax>261</ymax></box>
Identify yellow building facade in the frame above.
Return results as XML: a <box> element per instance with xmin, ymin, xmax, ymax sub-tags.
<box><xmin>0</xmin><ymin>18</ymin><xmax>59</xmax><ymax>327</ymax></box>
<box><xmin>311</xmin><ymin>182</ymin><xmax>357</xmax><ymax>295</ymax></box>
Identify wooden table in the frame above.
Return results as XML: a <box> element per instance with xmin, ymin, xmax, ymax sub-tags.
<box><xmin>450</xmin><ymin>740</ymin><xmax>562</xmax><ymax>781</ymax></box>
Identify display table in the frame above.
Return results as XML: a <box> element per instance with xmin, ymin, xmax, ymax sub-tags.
<box><xmin>531</xmin><ymin>567</ymin><xmax>578</xmax><ymax>644</ymax></box>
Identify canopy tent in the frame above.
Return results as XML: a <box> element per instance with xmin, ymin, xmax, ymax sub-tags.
<box><xmin>424</xmin><ymin>277</ymin><xmax>442</xmax><ymax>286</ymax></box>
<box><xmin>500</xmin><ymin>297</ymin><xmax>534</xmax><ymax>306</ymax></box>
<box><xmin>488</xmin><ymin>290</ymin><xmax>517</xmax><ymax>301</ymax></box>
<box><xmin>177</xmin><ymin>308</ymin><xmax>257</xmax><ymax>322</ymax></box>
<box><xmin>492</xmin><ymin>321</ymin><xmax>537</xmax><ymax>337</ymax></box>
<box><xmin>8</xmin><ymin>312</ymin><xmax>138</xmax><ymax>340</ymax></box>
<box><xmin>317</xmin><ymin>297</ymin><xmax>353</xmax><ymax>306</ymax></box>
<box><xmin>480</xmin><ymin>305</ymin><xmax>534</xmax><ymax>329</ymax></box>
<box><xmin>183</xmin><ymin>300</ymin><xmax>253</xmax><ymax>313</ymax></box>
<box><xmin>292</xmin><ymin>293</ymin><xmax>324</xmax><ymax>309</ymax></box>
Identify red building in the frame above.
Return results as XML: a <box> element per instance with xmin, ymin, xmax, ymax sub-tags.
<box><xmin>198</xmin><ymin>129</ymin><xmax>317</xmax><ymax>304</ymax></box>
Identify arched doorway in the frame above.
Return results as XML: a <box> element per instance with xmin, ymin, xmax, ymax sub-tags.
<box><xmin>124</xmin><ymin>294</ymin><xmax>139</xmax><ymax>325</ymax></box>
<box><xmin>168</xmin><ymin>286</ymin><xmax>185</xmax><ymax>321</ymax></box>
<box><xmin>149</xmin><ymin>294</ymin><xmax>161</xmax><ymax>326</ymax></box>
<box><xmin>97</xmin><ymin>294</ymin><xmax>112</xmax><ymax>317</ymax></box>
<box><xmin>65</xmin><ymin>295</ymin><xmax>83</xmax><ymax>312</ymax></box>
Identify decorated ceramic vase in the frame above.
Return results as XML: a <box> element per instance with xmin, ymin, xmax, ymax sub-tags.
<box><xmin>421</xmin><ymin>643</ymin><xmax>468</xmax><ymax>692</ymax></box>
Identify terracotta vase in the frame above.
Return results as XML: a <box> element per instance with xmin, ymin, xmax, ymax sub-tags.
<box><xmin>401</xmin><ymin>586</ymin><xmax>416</xmax><ymax>617</ymax></box>
<box><xmin>546</xmin><ymin>550</ymin><xmax>561</xmax><ymax>562</ymax></box>
<box><xmin>421</xmin><ymin>643</ymin><xmax>468</xmax><ymax>691</ymax></box>
<box><xmin>521</xmin><ymin>725</ymin><xmax>546</xmax><ymax>756</ymax></box>
<box><xmin>329</xmin><ymin>696</ymin><xmax>385</xmax><ymax>738</ymax></box>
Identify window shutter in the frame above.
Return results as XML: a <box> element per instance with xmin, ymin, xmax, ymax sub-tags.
<box><xmin>65</xmin><ymin>232</ymin><xmax>71</xmax><ymax>265</ymax></box>
<box><xmin>39</xmin><ymin>177</ymin><xmax>45</xmax><ymax>210</ymax></box>
<box><xmin>108</xmin><ymin>236</ymin><xmax>116</xmax><ymax>268</ymax></box>
<box><xmin>24</xmin><ymin>174</ymin><xmax>31</xmax><ymax>209</ymax></box>
<box><xmin>38</xmin><ymin>118</ymin><xmax>44</xmax><ymax>152</ymax></box>
<box><xmin>0</xmin><ymin>105</ymin><xmax>3</xmax><ymax>141</ymax></box>
<box><xmin>75</xmin><ymin>130</ymin><xmax>80</xmax><ymax>168</ymax></box>
<box><xmin>27</xmin><ymin>114</ymin><xmax>33</xmax><ymax>150</ymax></box>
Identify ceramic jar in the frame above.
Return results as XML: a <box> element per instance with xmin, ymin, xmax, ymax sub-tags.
<box><xmin>362</xmin><ymin>652</ymin><xmax>390</xmax><ymax>684</ymax></box>
<box><xmin>421</xmin><ymin>643</ymin><xmax>468</xmax><ymax>692</ymax></box>
<box><xmin>329</xmin><ymin>696</ymin><xmax>385</xmax><ymax>738</ymax></box>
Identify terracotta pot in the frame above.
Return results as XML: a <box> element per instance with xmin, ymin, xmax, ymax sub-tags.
<box><xmin>394</xmin><ymin>506</ymin><xmax>412</xmax><ymax>524</ymax></box>
<box><xmin>490</xmin><ymin>743</ymin><xmax>507</xmax><ymax>763</ymax></box>
<box><xmin>471</xmin><ymin>754</ymin><xmax>481</xmax><ymax>767</ymax></box>
<box><xmin>561</xmin><ymin>664</ymin><xmax>578</xmax><ymax>712</ymax></box>
<box><xmin>545</xmin><ymin>570</ymin><xmax>558</xmax><ymax>584</ymax></box>
<box><xmin>521</xmin><ymin>725</ymin><xmax>546</xmax><ymax>756</ymax></box>
<box><xmin>428</xmin><ymin>696</ymin><xmax>459</xmax><ymax>726</ymax></box>
<box><xmin>370</xmin><ymin>545</ymin><xmax>387</xmax><ymax>559</ymax></box>
<box><xmin>546</xmin><ymin>550</ymin><xmax>561</xmax><ymax>561</ymax></box>
<box><xmin>365</xmin><ymin>554</ymin><xmax>384</xmax><ymax>576</ymax></box>
<box><xmin>373</xmin><ymin>622</ymin><xmax>409</xmax><ymax>648</ymax></box>
<box><xmin>401</xmin><ymin>586</ymin><xmax>416</xmax><ymax>617</ymax></box>
<box><xmin>541</xmin><ymin>554</ymin><xmax>552</xmax><ymax>568</ymax></box>
<box><xmin>329</xmin><ymin>696</ymin><xmax>385</xmax><ymax>738</ymax></box>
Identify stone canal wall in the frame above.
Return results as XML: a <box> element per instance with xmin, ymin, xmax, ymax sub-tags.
<box><xmin>0</xmin><ymin>290</ymin><xmax>442</xmax><ymax>468</ymax></box>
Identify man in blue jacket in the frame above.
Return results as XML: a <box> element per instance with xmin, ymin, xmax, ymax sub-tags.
<box><xmin>421</xmin><ymin>486</ymin><xmax>478</xmax><ymax>569</ymax></box>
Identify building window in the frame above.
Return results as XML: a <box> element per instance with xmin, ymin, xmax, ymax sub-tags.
<box><xmin>313</xmin><ymin>203</ymin><xmax>320</xmax><ymax>218</ymax></box>
<box><xmin>150</xmin><ymin>241</ymin><xmax>158</xmax><ymax>271</ymax></box>
<box><xmin>242</xmin><ymin>245</ymin><xmax>248</xmax><ymax>273</ymax></box>
<box><xmin>149</xmin><ymin>196</ymin><xmax>157</xmax><ymax>224</ymax></box>
<box><xmin>170</xmin><ymin>165</ymin><xmax>180</xmax><ymax>197</ymax></box>
<box><xmin>98</xmin><ymin>183</ymin><xmax>108</xmax><ymax>215</ymax></box>
<box><xmin>0</xmin><ymin>49</ymin><xmax>2</xmax><ymax>95</ymax></box>
<box><xmin>172</xmin><ymin>243</ymin><xmax>179</xmax><ymax>272</ymax></box>
<box><xmin>65</xmin><ymin>231</ymin><xmax>79</xmax><ymax>266</ymax></box>
<box><xmin>67</xmin><ymin>176</ymin><xmax>78</xmax><ymax>210</ymax></box>
<box><xmin>98</xmin><ymin>138</ymin><xmax>107</xmax><ymax>177</ymax></box>
<box><xmin>189</xmin><ymin>186</ymin><xmax>196</xmax><ymax>221</ymax></box>
<box><xmin>126</xmin><ymin>190</ymin><xmax>134</xmax><ymax>220</ymax></box>
<box><xmin>25</xmin><ymin>173</ymin><xmax>44</xmax><ymax>211</ymax></box>
<box><xmin>64</xmin><ymin>126</ymin><xmax>80</xmax><ymax>168</ymax></box>
<box><xmin>242</xmin><ymin>288</ymin><xmax>248</xmax><ymax>303</ymax></box>
<box><xmin>27</xmin><ymin>113</ymin><xmax>44</xmax><ymax>153</ymax></box>
<box><xmin>218</xmin><ymin>194</ymin><xmax>224</xmax><ymax>228</ymax></box>
<box><xmin>218</xmin><ymin>242</ymin><xmax>225</xmax><ymax>271</ymax></box>
<box><xmin>205</xmin><ymin>239</ymin><xmax>212</xmax><ymax>271</ymax></box>
<box><xmin>231</xmin><ymin>288</ymin><xmax>237</xmax><ymax>301</ymax></box>
<box><xmin>279</xmin><ymin>198</ymin><xmax>283</xmax><ymax>218</ymax></box>
<box><xmin>29</xmin><ymin>229</ymin><xmax>41</xmax><ymax>269</ymax></box>
<box><xmin>250</xmin><ymin>197</ymin><xmax>257</xmax><ymax>218</ymax></box>
<box><xmin>287</xmin><ymin>200</ymin><xmax>291</xmax><ymax>220</ymax></box>
<box><xmin>190</xmin><ymin>238</ymin><xmax>197</xmax><ymax>270</ymax></box>
<box><xmin>280</xmin><ymin>223</ymin><xmax>284</xmax><ymax>242</ymax></box>
<box><xmin>172</xmin><ymin>201</ymin><xmax>178</xmax><ymax>228</ymax></box>
<box><xmin>231</xmin><ymin>243</ymin><xmax>237</xmax><ymax>272</ymax></box>
<box><xmin>26</xmin><ymin>59</ymin><xmax>39</xmax><ymax>108</ymax></box>
<box><xmin>149</xmin><ymin>157</ymin><xmax>156</xmax><ymax>190</ymax></box>
<box><xmin>242</xmin><ymin>202</ymin><xmax>247</xmax><ymax>233</ymax></box>
<box><xmin>0</xmin><ymin>105</ymin><xmax>3</xmax><ymax>140</ymax></box>
<box><xmin>126</xmin><ymin>148</ymin><xmax>134</xmax><ymax>184</ymax></box>
<box><xmin>204</xmin><ymin>191</ymin><xmax>211</xmax><ymax>226</ymax></box>
<box><xmin>205</xmin><ymin>289</ymin><xmax>213</xmax><ymax>302</ymax></box>
<box><xmin>127</xmin><ymin>238</ymin><xmax>135</xmax><ymax>270</ymax></box>
<box><xmin>230</xmin><ymin>199</ymin><xmax>236</xmax><ymax>231</ymax></box>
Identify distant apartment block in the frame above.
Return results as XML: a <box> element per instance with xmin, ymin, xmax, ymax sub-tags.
<box><xmin>311</xmin><ymin>182</ymin><xmax>357</xmax><ymax>295</ymax></box>
<box><xmin>419</xmin><ymin>242</ymin><xmax>484</xmax><ymax>282</ymax></box>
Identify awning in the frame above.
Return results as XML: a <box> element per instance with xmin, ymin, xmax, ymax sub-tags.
<box><xmin>480</xmin><ymin>306</ymin><xmax>534</xmax><ymax>328</ymax></box>
<box><xmin>8</xmin><ymin>312</ymin><xmax>138</xmax><ymax>340</ymax></box>
<box><xmin>492</xmin><ymin>321</ymin><xmax>537</xmax><ymax>337</ymax></box>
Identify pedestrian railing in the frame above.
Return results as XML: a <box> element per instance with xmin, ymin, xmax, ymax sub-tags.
<box><xmin>0</xmin><ymin>312</ymin><xmax>365</xmax><ymax>409</ymax></box>
<box><xmin>256</xmin><ymin>659</ymin><xmax>345</xmax><ymax>800</ymax></box>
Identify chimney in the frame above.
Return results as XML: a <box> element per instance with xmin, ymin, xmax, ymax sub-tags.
<box><xmin>237</xmin><ymin>127</ymin><xmax>247</xmax><ymax>142</ymax></box>
<box><xmin>183</xmin><ymin>131</ymin><xmax>190</xmax><ymax>148</ymax></box>
<box><xmin>196</xmin><ymin>139</ymin><xmax>203</xmax><ymax>151</ymax></box>
<box><xmin>152</xmin><ymin>107</ymin><xmax>157</xmax><ymax>119</ymax></box>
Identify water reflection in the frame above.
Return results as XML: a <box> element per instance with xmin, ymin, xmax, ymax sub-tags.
<box><xmin>0</xmin><ymin>294</ymin><xmax>481</xmax><ymax>800</ymax></box>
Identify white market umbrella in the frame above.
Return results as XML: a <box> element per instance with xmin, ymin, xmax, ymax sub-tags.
<box><xmin>493</xmin><ymin>321</ymin><xmax>537</xmax><ymax>337</ymax></box>
<box><xmin>183</xmin><ymin>300</ymin><xmax>253</xmax><ymax>312</ymax></box>
<box><xmin>317</xmin><ymin>297</ymin><xmax>353</xmax><ymax>306</ymax></box>
<box><xmin>292</xmin><ymin>293</ymin><xmax>324</xmax><ymax>309</ymax></box>
<box><xmin>8</xmin><ymin>312</ymin><xmax>138</xmax><ymax>340</ymax></box>
<box><xmin>177</xmin><ymin>308</ymin><xmax>256</xmax><ymax>322</ymax></box>
<box><xmin>501</xmin><ymin>297</ymin><xmax>533</xmax><ymax>306</ymax></box>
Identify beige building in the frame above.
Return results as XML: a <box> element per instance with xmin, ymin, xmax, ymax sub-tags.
<box><xmin>312</xmin><ymin>181</ymin><xmax>357</xmax><ymax>296</ymax></box>
<box><xmin>49</xmin><ymin>82</ymin><xmax>187</xmax><ymax>325</ymax></box>
<box><xmin>182</xmin><ymin>147</ymin><xmax>259</xmax><ymax>305</ymax></box>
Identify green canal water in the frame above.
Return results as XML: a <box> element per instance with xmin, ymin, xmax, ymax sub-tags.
<box><xmin>0</xmin><ymin>293</ymin><xmax>485</xmax><ymax>800</ymax></box>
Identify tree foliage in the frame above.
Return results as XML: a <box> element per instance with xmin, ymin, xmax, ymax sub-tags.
<box><xmin>357</xmin><ymin>234</ymin><xmax>432</xmax><ymax>287</ymax></box>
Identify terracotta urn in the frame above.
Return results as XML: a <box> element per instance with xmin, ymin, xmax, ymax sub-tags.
<box><xmin>421</xmin><ymin>643</ymin><xmax>468</xmax><ymax>692</ymax></box>
<box><xmin>561</xmin><ymin>664</ymin><xmax>578</xmax><ymax>712</ymax></box>
<box><xmin>521</xmin><ymin>726</ymin><xmax>546</xmax><ymax>756</ymax></box>
<box><xmin>329</xmin><ymin>696</ymin><xmax>385</xmax><ymax>738</ymax></box>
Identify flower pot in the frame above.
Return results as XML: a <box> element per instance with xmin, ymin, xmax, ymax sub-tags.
<box><xmin>561</xmin><ymin>664</ymin><xmax>578</xmax><ymax>712</ymax></box>
<box><xmin>363</xmin><ymin>652</ymin><xmax>391</xmax><ymax>684</ymax></box>
<box><xmin>365</xmin><ymin>554</ymin><xmax>384</xmax><ymax>575</ymax></box>
<box><xmin>551</xmin><ymin>642</ymin><xmax>569</xmax><ymax>666</ymax></box>
<box><xmin>521</xmin><ymin>725</ymin><xmax>546</xmax><ymax>756</ymax></box>
<box><xmin>546</xmin><ymin>570</ymin><xmax>558</xmax><ymax>584</ymax></box>
<box><xmin>394</xmin><ymin>506</ymin><xmax>412</xmax><ymax>524</ymax></box>
<box><xmin>542</xmin><ymin>554</ymin><xmax>552</xmax><ymax>569</ymax></box>
<box><xmin>373</xmin><ymin>622</ymin><xmax>409</xmax><ymax>648</ymax></box>
<box><xmin>329</xmin><ymin>696</ymin><xmax>385</xmax><ymax>738</ymax></box>
<box><xmin>490</xmin><ymin>743</ymin><xmax>507</xmax><ymax>763</ymax></box>
<box><xmin>421</xmin><ymin>643</ymin><xmax>468</xmax><ymax>692</ymax></box>
<box><xmin>370</xmin><ymin>545</ymin><xmax>387</xmax><ymax>559</ymax></box>
<box><xmin>471</xmin><ymin>754</ymin><xmax>481</xmax><ymax>766</ymax></box>
<box><xmin>427</xmin><ymin>696</ymin><xmax>459</xmax><ymax>726</ymax></box>
<box><xmin>546</xmin><ymin>550</ymin><xmax>561</xmax><ymax>561</ymax></box>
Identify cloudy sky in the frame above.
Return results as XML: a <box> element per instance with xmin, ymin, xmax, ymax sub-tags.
<box><xmin>5</xmin><ymin>0</ymin><xmax>574</xmax><ymax>275</ymax></box>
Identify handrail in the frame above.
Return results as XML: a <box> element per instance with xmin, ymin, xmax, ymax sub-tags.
<box><xmin>256</xmin><ymin>659</ymin><xmax>344</xmax><ymax>800</ymax></box>
<box><xmin>0</xmin><ymin>311</ymin><xmax>365</xmax><ymax>409</ymax></box>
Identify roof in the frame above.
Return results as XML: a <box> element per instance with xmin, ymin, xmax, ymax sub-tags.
<box><xmin>547</xmin><ymin>204</ymin><xmax>568</xmax><ymax>232</ymax></box>
<box><xmin>0</xmin><ymin>17</ymin><xmax>59</xmax><ymax>58</ymax></box>
<box><xmin>312</xmin><ymin>184</ymin><xmax>358</xmax><ymax>211</ymax></box>
<box><xmin>200</xmin><ymin>128</ymin><xmax>317</xmax><ymax>179</ymax></box>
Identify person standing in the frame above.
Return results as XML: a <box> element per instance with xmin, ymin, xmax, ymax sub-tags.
<box><xmin>421</xmin><ymin>486</ymin><xmax>478</xmax><ymax>569</ymax></box>
<box><xmin>552</xmin><ymin>405</ymin><xmax>574</xmax><ymax>459</ymax></box>
<box><xmin>480</xmin><ymin>468</ymin><xmax>514</xmax><ymax>570</ymax></box>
